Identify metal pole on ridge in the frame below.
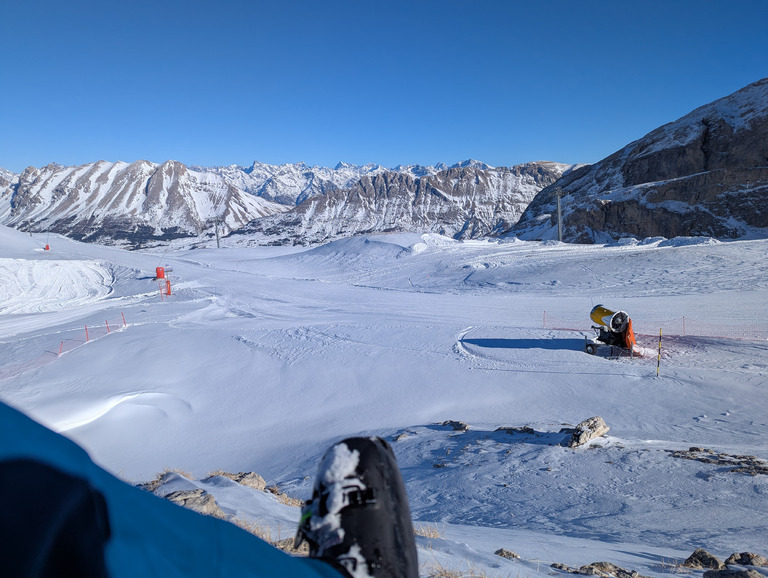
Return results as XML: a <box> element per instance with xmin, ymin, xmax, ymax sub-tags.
<box><xmin>656</xmin><ymin>329</ymin><xmax>662</xmax><ymax>377</ymax></box>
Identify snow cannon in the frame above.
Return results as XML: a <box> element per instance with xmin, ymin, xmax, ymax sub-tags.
<box><xmin>589</xmin><ymin>305</ymin><xmax>629</xmax><ymax>334</ymax></box>
<box><xmin>586</xmin><ymin>304</ymin><xmax>640</xmax><ymax>357</ymax></box>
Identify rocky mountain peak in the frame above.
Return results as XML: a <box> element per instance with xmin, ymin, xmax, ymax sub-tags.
<box><xmin>513</xmin><ymin>77</ymin><xmax>768</xmax><ymax>243</ymax></box>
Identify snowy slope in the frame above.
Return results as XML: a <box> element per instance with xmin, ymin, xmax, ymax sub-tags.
<box><xmin>1</xmin><ymin>224</ymin><xmax>767</xmax><ymax>576</ymax></box>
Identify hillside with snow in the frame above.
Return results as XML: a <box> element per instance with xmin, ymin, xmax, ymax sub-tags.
<box><xmin>1</xmin><ymin>224</ymin><xmax>766</xmax><ymax>577</ymax></box>
<box><xmin>514</xmin><ymin>77</ymin><xmax>768</xmax><ymax>242</ymax></box>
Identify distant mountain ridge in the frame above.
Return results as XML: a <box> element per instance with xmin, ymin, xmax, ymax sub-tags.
<box><xmin>512</xmin><ymin>77</ymin><xmax>768</xmax><ymax>242</ymax></box>
<box><xmin>0</xmin><ymin>159</ymin><xmax>568</xmax><ymax>247</ymax></box>
<box><xmin>233</xmin><ymin>162</ymin><xmax>572</xmax><ymax>245</ymax></box>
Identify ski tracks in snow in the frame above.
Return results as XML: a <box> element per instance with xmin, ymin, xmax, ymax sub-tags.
<box><xmin>0</xmin><ymin>258</ymin><xmax>113</xmax><ymax>314</ymax></box>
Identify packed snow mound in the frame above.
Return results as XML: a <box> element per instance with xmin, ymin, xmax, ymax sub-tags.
<box><xmin>0</xmin><ymin>258</ymin><xmax>113</xmax><ymax>314</ymax></box>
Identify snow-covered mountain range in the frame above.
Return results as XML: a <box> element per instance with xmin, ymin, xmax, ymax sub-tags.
<box><xmin>232</xmin><ymin>162</ymin><xmax>572</xmax><ymax>245</ymax></box>
<box><xmin>0</xmin><ymin>160</ymin><xmax>286</xmax><ymax>246</ymax></box>
<box><xmin>0</xmin><ymin>158</ymin><xmax>563</xmax><ymax>247</ymax></box>
<box><xmin>512</xmin><ymin>77</ymin><xmax>768</xmax><ymax>242</ymax></box>
<box><xmin>197</xmin><ymin>160</ymin><xmax>457</xmax><ymax>206</ymax></box>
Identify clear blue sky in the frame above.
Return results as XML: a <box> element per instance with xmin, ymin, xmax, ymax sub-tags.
<box><xmin>1</xmin><ymin>0</ymin><xmax>767</xmax><ymax>173</ymax></box>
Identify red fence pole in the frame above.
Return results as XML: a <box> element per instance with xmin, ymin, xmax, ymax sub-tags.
<box><xmin>59</xmin><ymin>341</ymin><xmax>63</xmax><ymax>356</ymax></box>
<box><xmin>106</xmin><ymin>320</ymin><xmax>110</xmax><ymax>333</ymax></box>
<box><xmin>85</xmin><ymin>325</ymin><xmax>89</xmax><ymax>342</ymax></box>
<box><xmin>122</xmin><ymin>312</ymin><xmax>126</xmax><ymax>327</ymax></box>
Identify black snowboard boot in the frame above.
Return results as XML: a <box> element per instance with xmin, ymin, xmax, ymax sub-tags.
<box><xmin>295</xmin><ymin>437</ymin><xmax>419</xmax><ymax>578</ymax></box>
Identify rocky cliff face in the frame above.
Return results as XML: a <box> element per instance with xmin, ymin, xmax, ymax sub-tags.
<box><xmin>513</xmin><ymin>78</ymin><xmax>768</xmax><ymax>242</ymax></box>
<box><xmin>233</xmin><ymin>162</ymin><xmax>571</xmax><ymax>245</ymax></box>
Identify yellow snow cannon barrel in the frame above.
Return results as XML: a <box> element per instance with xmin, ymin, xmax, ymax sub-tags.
<box><xmin>590</xmin><ymin>305</ymin><xmax>629</xmax><ymax>333</ymax></box>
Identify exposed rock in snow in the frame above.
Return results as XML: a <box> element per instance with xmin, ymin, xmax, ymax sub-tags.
<box><xmin>703</xmin><ymin>569</ymin><xmax>763</xmax><ymax>578</ymax></box>
<box><xmin>684</xmin><ymin>548</ymin><xmax>725</xmax><ymax>570</ymax></box>
<box><xmin>441</xmin><ymin>420</ymin><xmax>470</xmax><ymax>432</ymax></box>
<box><xmin>212</xmin><ymin>471</ymin><xmax>267</xmax><ymax>492</ymax></box>
<box><xmin>724</xmin><ymin>553</ymin><xmax>768</xmax><ymax>567</ymax></box>
<box><xmin>163</xmin><ymin>488</ymin><xmax>225</xmax><ymax>518</ymax></box>
<box><xmin>561</xmin><ymin>416</ymin><xmax>610</xmax><ymax>448</ymax></box>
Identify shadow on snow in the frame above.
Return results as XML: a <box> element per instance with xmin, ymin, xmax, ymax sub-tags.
<box><xmin>461</xmin><ymin>337</ymin><xmax>585</xmax><ymax>352</ymax></box>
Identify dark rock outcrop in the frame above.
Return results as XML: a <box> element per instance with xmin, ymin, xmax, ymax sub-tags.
<box><xmin>725</xmin><ymin>552</ymin><xmax>768</xmax><ymax>567</ymax></box>
<box><xmin>684</xmin><ymin>548</ymin><xmax>725</xmax><ymax>570</ymax></box>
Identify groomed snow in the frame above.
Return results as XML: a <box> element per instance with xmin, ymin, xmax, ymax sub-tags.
<box><xmin>1</xmin><ymin>224</ymin><xmax>766</xmax><ymax>577</ymax></box>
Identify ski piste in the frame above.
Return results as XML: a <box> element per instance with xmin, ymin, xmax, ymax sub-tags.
<box><xmin>296</xmin><ymin>437</ymin><xmax>419</xmax><ymax>578</ymax></box>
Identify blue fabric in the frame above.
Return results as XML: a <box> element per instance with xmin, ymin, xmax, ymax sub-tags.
<box><xmin>0</xmin><ymin>400</ymin><xmax>340</xmax><ymax>578</ymax></box>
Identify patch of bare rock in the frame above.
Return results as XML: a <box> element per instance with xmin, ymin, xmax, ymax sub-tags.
<box><xmin>668</xmin><ymin>447</ymin><xmax>768</xmax><ymax>476</ymax></box>
<box><xmin>548</xmin><ymin>549</ymin><xmax>767</xmax><ymax>578</ymax></box>
<box><xmin>551</xmin><ymin>560</ymin><xmax>650</xmax><ymax>578</ymax></box>
<box><xmin>682</xmin><ymin>548</ymin><xmax>768</xmax><ymax>578</ymax></box>
<box><xmin>138</xmin><ymin>469</ymin><xmax>306</xmax><ymax>552</ymax></box>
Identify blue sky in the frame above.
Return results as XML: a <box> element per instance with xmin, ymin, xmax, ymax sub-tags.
<box><xmin>1</xmin><ymin>0</ymin><xmax>767</xmax><ymax>173</ymax></box>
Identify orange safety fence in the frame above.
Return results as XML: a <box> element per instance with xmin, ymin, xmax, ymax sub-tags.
<box><xmin>543</xmin><ymin>311</ymin><xmax>768</xmax><ymax>341</ymax></box>
<box><xmin>0</xmin><ymin>313</ymin><xmax>128</xmax><ymax>383</ymax></box>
